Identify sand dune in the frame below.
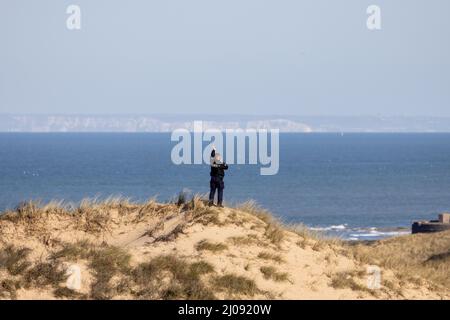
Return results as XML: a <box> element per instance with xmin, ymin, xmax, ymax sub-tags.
<box><xmin>0</xmin><ymin>198</ymin><xmax>448</xmax><ymax>300</ymax></box>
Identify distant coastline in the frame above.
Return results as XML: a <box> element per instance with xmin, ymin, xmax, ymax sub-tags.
<box><xmin>2</xmin><ymin>114</ymin><xmax>450</xmax><ymax>133</ymax></box>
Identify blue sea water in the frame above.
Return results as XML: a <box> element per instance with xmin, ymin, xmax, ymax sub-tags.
<box><xmin>1</xmin><ymin>133</ymin><xmax>450</xmax><ymax>240</ymax></box>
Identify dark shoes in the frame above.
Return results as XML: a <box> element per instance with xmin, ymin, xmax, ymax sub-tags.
<box><xmin>208</xmin><ymin>201</ymin><xmax>224</xmax><ymax>208</ymax></box>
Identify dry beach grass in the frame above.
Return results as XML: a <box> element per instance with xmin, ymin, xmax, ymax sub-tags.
<box><xmin>0</xmin><ymin>197</ymin><xmax>448</xmax><ymax>300</ymax></box>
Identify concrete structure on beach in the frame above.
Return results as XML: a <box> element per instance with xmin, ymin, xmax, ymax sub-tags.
<box><xmin>412</xmin><ymin>213</ymin><xmax>450</xmax><ymax>234</ymax></box>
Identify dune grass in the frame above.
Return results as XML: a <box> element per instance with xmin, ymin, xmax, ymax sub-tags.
<box><xmin>0</xmin><ymin>244</ymin><xmax>75</xmax><ymax>298</ymax></box>
<box><xmin>190</xmin><ymin>261</ymin><xmax>215</xmax><ymax>275</ymax></box>
<box><xmin>50</xmin><ymin>241</ymin><xmax>133</xmax><ymax>300</ymax></box>
<box><xmin>329</xmin><ymin>271</ymin><xmax>372</xmax><ymax>294</ymax></box>
<box><xmin>0</xmin><ymin>245</ymin><xmax>32</xmax><ymax>276</ymax></box>
<box><xmin>347</xmin><ymin>230</ymin><xmax>450</xmax><ymax>290</ymax></box>
<box><xmin>0</xmin><ymin>279</ymin><xmax>20</xmax><ymax>300</ymax></box>
<box><xmin>235</xmin><ymin>201</ymin><xmax>285</xmax><ymax>246</ymax></box>
<box><xmin>153</xmin><ymin>223</ymin><xmax>186</xmax><ymax>242</ymax></box>
<box><xmin>235</xmin><ymin>201</ymin><xmax>274</xmax><ymax>223</ymax></box>
<box><xmin>51</xmin><ymin>240</ymin><xmax>92</xmax><ymax>261</ymax></box>
<box><xmin>228</xmin><ymin>234</ymin><xmax>260</xmax><ymax>246</ymax></box>
<box><xmin>212</xmin><ymin>274</ymin><xmax>259</xmax><ymax>297</ymax></box>
<box><xmin>260</xmin><ymin>266</ymin><xmax>289</xmax><ymax>282</ymax></box>
<box><xmin>193</xmin><ymin>209</ymin><xmax>223</xmax><ymax>226</ymax></box>
<box><xmin>0</xmin><ymin>197</ymin><xmax>166</xmax><ymax>233</ymax></box>
<box><xmin>195</xmin><ymin>240</ymin><xmax>228</xmax><ymax>253</ymax></box>
<box><xmin>257</xmin><ymin>251</ymin><xmax>285</xmax><ymax>264</ymax></box>
<box><xmin>132</xmin><ymin>255</ymin><xmax>215</xmax><ymax>299</ymax></box>
<box><xmin>2</xmin><ymin>198</ymin><xmax>449</xmax><ymax>299</ymax></box>
<box><xmin>88</xmin><ymin>246</ymin><xmax>132</xmax><ymax>300</ymax></box>
<box><xmin>53</xmin><ymin>287</ymin><xmax>86</xmax><ymax>299</ymax></box>
<box><xmin>24</xmin><ymin>261</ymin><xmax>67</xmax><ymax>288</ymax></box>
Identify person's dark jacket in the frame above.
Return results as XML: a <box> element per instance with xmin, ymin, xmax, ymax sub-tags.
<box><xmin>210</xmin><ymin>150</ymin><xmax>228</xmax><ymax>178</ymax></box>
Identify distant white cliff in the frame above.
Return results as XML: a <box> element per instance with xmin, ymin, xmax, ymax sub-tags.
<box><xmin>0</xmin><ymin>115</ymin><xmax>312</xmax><ymax>133</ymax></box>
<box><xmin>1</xmin><ymin>114</ymin><xmax>450</xmax><ymax>132</ymax></box>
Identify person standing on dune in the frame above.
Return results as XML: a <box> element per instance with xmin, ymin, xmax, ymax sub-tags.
<box><xmin>209</xmin><ymin>146</ymin><xmax>228</xmax><ymax>207</ymax></box>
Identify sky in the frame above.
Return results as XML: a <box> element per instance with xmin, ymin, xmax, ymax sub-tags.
<box><xmin>0</xmin><ymin>0</ymin><xmax>449</xmax><ymax>116</ymax></box>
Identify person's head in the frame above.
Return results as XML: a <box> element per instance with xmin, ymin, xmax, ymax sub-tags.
<box><xmin>214</xmin><ymin>153</ymin><xmax>222</xmax><ymax>163</ymax></box>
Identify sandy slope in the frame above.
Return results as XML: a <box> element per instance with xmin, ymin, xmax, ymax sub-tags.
<box><xmin>0</xmin><ymin>199</ymin><xmax>448</xmax><ymax>300</ymax></box>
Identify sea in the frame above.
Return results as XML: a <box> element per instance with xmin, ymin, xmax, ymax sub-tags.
<box><xmin>1</xmin><ymin>133</ymin><xmax>450</xmax><ymax>241</ymax></box>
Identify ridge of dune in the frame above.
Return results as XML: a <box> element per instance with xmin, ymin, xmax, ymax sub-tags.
<box><xmin>0</xmin><ymin>198</ymin><xmax>448</xmax><ymax>300</ymax></box>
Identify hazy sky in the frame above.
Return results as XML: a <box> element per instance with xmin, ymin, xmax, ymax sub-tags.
<box><xmin>1</xmin><ymin>0</ymin><xmax>449</xmax><ymax>116</ymax></box>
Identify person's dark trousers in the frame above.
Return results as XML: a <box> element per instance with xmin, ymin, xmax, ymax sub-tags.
<box><xmin>209</xmin><ymin>176</ymin><xmax>224</xmax><ymax>205</ymax></box>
